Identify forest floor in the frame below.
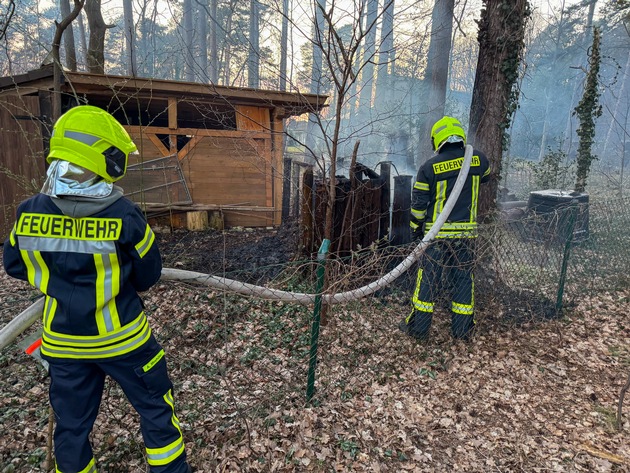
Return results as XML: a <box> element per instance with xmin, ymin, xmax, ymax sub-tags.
<box><xmin>0</xmin><ymin>225</ymin><xmax>629</xmax><ymax>472</ymax></box>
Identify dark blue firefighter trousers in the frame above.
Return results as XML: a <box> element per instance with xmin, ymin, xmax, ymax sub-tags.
<box><xmin>46</xmin><ymin>335</ymin><xmax>188</xmax><ymax>473</ymax></box>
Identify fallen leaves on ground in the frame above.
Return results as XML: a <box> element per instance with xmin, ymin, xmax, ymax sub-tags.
<box><xmin>0</xmin><ymin>235</ymin><xmax>629</xmax><ymax>472</ymax></box>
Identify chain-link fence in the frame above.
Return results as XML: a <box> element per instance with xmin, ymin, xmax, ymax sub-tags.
<box><xmin>1</xmin><ymin>197</ymin><xmax>629</xmax><ymax>471</ymax></box>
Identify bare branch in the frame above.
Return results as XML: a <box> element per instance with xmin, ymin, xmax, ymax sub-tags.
<box><xmin>0</xmin><ymin>0</ymin><xmax>15</xmax><ymax>42</ymax></box>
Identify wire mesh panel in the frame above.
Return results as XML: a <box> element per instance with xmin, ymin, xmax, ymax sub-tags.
<box><xmin>121</xmin><ymin>155</ymin><xmax>192</xmax><ymax>206</ymax></box>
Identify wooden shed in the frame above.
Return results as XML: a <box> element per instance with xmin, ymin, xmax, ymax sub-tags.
<box><xmin>0</xmin><ymin>66</ymin><xmax>327</xmax><ymax>239</ymax></box>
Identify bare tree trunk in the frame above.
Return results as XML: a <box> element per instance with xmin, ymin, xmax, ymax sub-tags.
<box><xmin>279</xmin><ymin>0</ymin><xmax>289</xmax><ymax>91</ymax></box>
<box><xmin>305</xmin><ymin>0</ymin><xmax>326</xmax><ymax>159</ymax></box>
<box><xmin>0</xmin><ymin>0</ymin><xmax>16</xmax><ymax>42</ymax></box>
<box><xmin>223</xmin><ymin>3</ymin><xmax>234</xmax><ymax>85</ymax></box>
<box><xmin>59</xmin><ymin>0</ymin><xmax>78</xmax><ymax>71</ymax></box>
<box><xmin>468</xmin><ymin>0</ymin><xmax>529</xmax><ymax>217</ymax></box>
<box><xmin>197</xmin><ymin>0</ymin><xmax>208</xmax><ymax>81</ymax></box>
<box><xmin>375</xmin><ymin>0</ymin><xmax>395</xmax><ymax>109</ymax></box>
<box><xmin>419</xmin><ymin>0</ymin><xmax>455</xmax><ymax>164</ymax></box>
<box><xmin>209</xmin><ymin>0</ymin><xmax>218</xmax><ymax>83</ymax></box>
<box><xmin>562</xmin><ymin>0</ymin><xmax>597</xmax><ymax>154</ymax></box>
<box><xmin>84</xmin><ymin>0</ymin><xmax>110</xmax><ymax>74</ymax></box>
<box><xmin>76</xmin><ymin>10</ymin><xmax>88</xmax><ymax>67</ymax></box>
<box><xmin>347</xmin><ymin>0</ymin><xmax>366</xmax><ymax>120</ymax></box>
<box><xmin>248</xmin><ymin>0</ymin><xmax>260</xmax><ymax>88</ymax></box>
<box><xmin>122</xmin><ymin>0</ymin><xmax>136</xmax><ymax>76</ymax></box>
<box><xmin>52</xmin><ymin>0</ymin><xmax>85</xmax><ymax>119</ymax></box>
<box><xmin>183</xmin><ymin>0</ymin><xmax>194</xmax><ymax>81</ymax></box>
<box><xmin>358</xmin><ymin>0</ymin><xmax>378</xmax><ymax>111</ymax></box>
<box><xmin>601</xmin><ymin>50</ymin><xmax>630</xmax><ymax>162</ymax></box>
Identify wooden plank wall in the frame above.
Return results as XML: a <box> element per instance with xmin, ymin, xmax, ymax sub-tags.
<box><xmin>0</xmin><ymin>95</ymin><xmax>45</xmax><ymax>240</ymax></box>
<box><xmin>125</xmin><ymin>105</ymin><xmax>281</xmax><ymax>228</ymax></box>
<box><xmin>306</xmin><ymin>176</ymin><xmax>387</xmax><ymax>255</ymax></box>
<box><xmin>181</xmin><ymin>135</ymin><xmax>274</xmax><ymax>227</ymax></box>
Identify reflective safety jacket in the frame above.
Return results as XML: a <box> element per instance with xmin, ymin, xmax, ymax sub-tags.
<box><xmin>411</xmin><ymin>143</ymin><xmax>491</xmax><ymax>238</ymax></box>
<box><xmin>3</xmin><ymin>192</ymin><xmax>161</xmax><ymax>360</ymax></box>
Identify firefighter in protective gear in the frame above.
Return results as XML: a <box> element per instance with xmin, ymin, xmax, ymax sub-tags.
<box><xmin>3</xmin><ymin>105</ymin><xmax>192</xmax><ymax>473</ymax></box>
<box><xmin>399</xmin><ymin>116</ymin><xmax>491</xmax><ymax>340</ymax></box>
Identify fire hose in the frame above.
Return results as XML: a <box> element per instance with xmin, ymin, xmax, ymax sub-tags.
<box><xmin>0</xmin><ymin>145</ymin><xmax>474</xmax><ymax>351</ymax></box>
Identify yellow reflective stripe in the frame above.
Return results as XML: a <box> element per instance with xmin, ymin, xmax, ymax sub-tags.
<box><xmin>33</xmin><ymin>251</ymin><xmax>50</xmax><ymax>293</ymax></box>
<box><xmin>413</xmin><ymin>300</ymin><xmax>434</xmax><ymax>313</ymax></box>
<box><xmin>94</xmin><ymin>254</ymin><xmax>122</xmax><ymax>334</ymax></box>
<box><xmin>433</xmin><ymin>181</ymin><xmax>447</xmax><ymax>221</ymax></box>
<box><xmin>453</xmin><ymin>275</ymin><xmax>474</xmax><ymax>314</ymax></box>
<box><xmin>143</xmin><ymin>349</ymin><xmax>165</xmax><ymax>372</ymax></box>
<box><xmin>41</xmin><ymin>312</ymin><xmax>151</xmax><ymax>359</ymax></box>
<box><xmin>470</xmin><ymin>175</ymin><xmax>480</xmax><ymax>223</ymax></box>
<box><xmin>20</xmin><ymin>249</ymin><xmax>50</xmax><ymax>292</ymax></box>
<box><xmin>146</xmin><ymin>389</ymin><xmax>185</xmax><ymax>466</ymax></box>
<box><xmin>165</xmin><ymin>390</ymin><xmax>182</xmax><ymax>432</ymax></box>
<box><xmin>107</xmin><ymin>252</ymin><xmax>121</xmax><ymax>329</ymax></box>
<box><xmin>41</xmin><ymin>322</ymin><xmax>152</xmax><ymax>359</ymax></box>
<box><xmin>435</xmin><ymin>233</ymin><xmax>477</xmax><ymax>239</ymax></box>
<box><xmin>43</xmin><ymin>311</ymin><xmax>147</xmax><ymax>345</ymax></box>
<box><xmin>20</xmin><ymin>249</ymin><xmax>37</xmax><ymax>287</ymax></box>
<box><xmin>135</xmin><ymin>224</ymin><xmax>155</xmax><ymax>258</ymax></box>
<box><xmin>425</xmin><ymin>221</ymin><xmax>478</xmax><ymax>238</ymax></box>
<box><xmin>426</xmin><ymin>222</ymin><xmax>477</xmax><ymax>230</ymax></box>
<box><xmin>94</xmin><ymin>254</ymin><xmax>107</xmax><ymax>333</ymax></box>
<box><xmin>410</xmin><ymin>221</ymin><xmax>419</xmax><ymax>230</ymax></box>
<box><xmin>410</xmin><ymin>268</ymin><xmax>434</xmax><ymax>317</ymax></box>
<box><xmin>452</xmin><ymin>302</ymin><xmax>474</xmax><ymax>315</ymax></box>
<box><xmin>414</xmin><ymin>181</ymin><xmax>430</xmax><ymax>191</ymax></box>
<box><xmin>411</xmin><ymin>268</ymin><xmax>423</xmax><ymax>309</ymax></box>
<box><xmin>43</xmin><ymin>296</ymin><xmax>57</xmax><ymax>331</ymax></box>
<box><xmin>56</xmin><ymin>457</ymin><xmax>97</xmax><ymax>473</ymax></box>
<box><xmin>9</xmin><ymin>225</ymin><xmax>16</xmax><ymax>246</ymax></box>
<box><xmin>483</xmin><ymin>166</ymin><xmax>491</xmax><ymax>177</ymax></box>
<box><xmin>411</xmin><ymin>209</ymin><xmax>426</xmax><ymax>219</ymax></box>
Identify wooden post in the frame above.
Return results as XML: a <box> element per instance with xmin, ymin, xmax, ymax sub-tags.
<box><xmin>391</xmin><ymin>175</ymin><xmax>412</xmax><ymax>245</ymax></box>
<box><xmin>338</xmin><ymin>141</ymin><xmax>361</xmax><ymax>254</ymax></box>
<box><xmin>208</xmin><ymin>210</ymin><xmax>224</xmax><ymax>230</ymax></box>
<box><xmin>291</xmin><ymin>163</ymin><xmax>302</xmax><ymax>218</ymax></box>
<box><xmin>379</xmin><ymin>162</ymin><xmax>391</xmax><ymax>241</ymax></box>
<box><xmin>301</xmin><ymin>169</ymin><xmax>314</xmax><ymax>253</ymax></box>
<box><xmin>282</xmin><ymin>158</ymin><xmax>292</xmax><ymax>220</ymax></box>
<box><xmin>168</xmin><ymin>97</ymin><xmax>177</xmax><ymax>154</ymax></box>
<box><xmin>186</xmin><ymin>211</ymin><xmax>208</xmax><ymax>231</ymax></box>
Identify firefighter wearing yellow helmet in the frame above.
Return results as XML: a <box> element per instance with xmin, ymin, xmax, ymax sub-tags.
<box><xmin>3</xmin><ymin>105</ymin><xmax>192</xmax><ymax>473</ymax></box>
<box><xmin>399</xmin><ymin>116</ymin><xmax>491</xmax><ymax>340</ymax></box>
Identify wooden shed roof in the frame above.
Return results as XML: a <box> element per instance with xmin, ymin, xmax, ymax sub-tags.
<box><xmin>0</xmin><ymin>66</ymin><xmax>328</xmax><ymax>119</ymax></box>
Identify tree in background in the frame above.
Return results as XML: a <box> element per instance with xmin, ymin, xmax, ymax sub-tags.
<box><xmin>183</xmin><ymin>0</ymin><xmax>194</xmax><ymax>81</ymax></box>
<box><xmin>418</xmin><ymin>0</ymin><xmax>455</xmax><ymax>162</ymax></box>
<box><xmin>0</xmin><ymin>0</ymin><xmax>15</xmax><ymax>41</ymax></box>
<box><xmin>358</xmin><ymin>0</ymin><xmax>379</xmax><ymax>112</ymax></box>
<box><xmin>468</xmin><ymin>0</ymin><xmax>530</xmax><ymax>216</ymax></box>
<box><xmin>84</xmin><ymin>0</ymin><xmax>112</xmax><ymax>74</ymax></box>
<box><xmin>59</xmin><ymin>0</ymin><xmax>78</xmax><ymax>71</ymax></box>
<box><xmin>248</xmin><ymin>0</ymin><xmax>260</xmax><ymax>88</ymax></box>
<box><xmin>52</xmin><ymin>0</ymin><xmax>85</xmax><ymax>118</ymax></box>
<box><xmin>574</xmin><ymin>26</ymin><xmax>603</xmax><ymax>193</ymax></box>
<box><xmin>122</xmin><ymin>0</ymin><xmax>136</xmax><ymax>76</ymax></box>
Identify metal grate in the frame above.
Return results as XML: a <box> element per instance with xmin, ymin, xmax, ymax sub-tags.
<box><xmin>121</xmin><ymin>155</ymin><xmax>192</xmax><ymax>206</ymax></box>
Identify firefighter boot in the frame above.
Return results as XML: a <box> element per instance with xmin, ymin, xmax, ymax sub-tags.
<box><xmin>398</xmin><ymin>312</ymin><xmax>431</xmax><ymax>340</ymax></box>
<box><xmin>451</xmin><ymin>312</ymin><xmax>475</xmax><ymax>340</ymax></box>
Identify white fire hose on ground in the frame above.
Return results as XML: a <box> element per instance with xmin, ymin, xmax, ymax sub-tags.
<box><xmin>0</xmin><ymin>145</ymin><xmax>474</xmax><ymax>351</ymax></box>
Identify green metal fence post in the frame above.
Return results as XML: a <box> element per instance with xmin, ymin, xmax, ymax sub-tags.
<box><xmin>556</xmin><ymin>201</ymin><xmax>578</xmax><ymax>315</ymax></box>
<box><xmin>306</xmin><ymin>239</ymin><xmax>330</xmax><ymax>403</ymax></box>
